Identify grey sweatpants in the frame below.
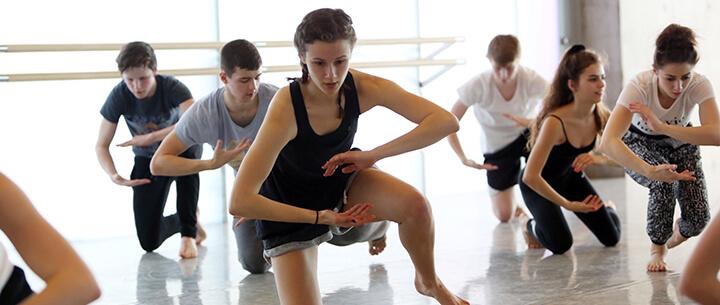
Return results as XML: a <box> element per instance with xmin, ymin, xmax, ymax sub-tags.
<box><xmin>623</xmin><ymin>131</ymin><xmax>710</xmax><ymax>245</ymax></box>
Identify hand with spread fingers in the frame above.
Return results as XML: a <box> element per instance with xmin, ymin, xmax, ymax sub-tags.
<box><xmin>322</xmin><ymin>149</ymin><xmax>378</xmax><ymax>176</ymax></box>
<box><xmin>628</xmin><ymin>102</ymin><xmax>667</xmax><ymax>133</ymax></box>
<box><xmin>211</xmin><ymin>138</ymin><xmax>252</xmax><ymax>169</ymax></box>
<box><xmin>563</xmin><ymin>194</ymin><xmax>603</xmax><ymax>213</ymax></box>
<box><xmin>319</xmin><ymin>203</ymin><xmax>376</xmax><ymax>228</ymax></box>
<box><xmin>462</xmin><ymin>159</ymin><xmax>499</xmax><ymax>171</ymax></box>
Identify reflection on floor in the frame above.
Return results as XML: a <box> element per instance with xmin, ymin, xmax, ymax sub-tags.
<box><xmin>17</xmin><ymin>176</ymin><xmax>719</xmax><ymax>304</ymax></box>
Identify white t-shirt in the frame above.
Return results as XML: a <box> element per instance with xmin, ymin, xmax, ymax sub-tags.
<box><xmin>617</xmin><ymin>70</ymin><xmax>715</xmax><ymax>135</ymax></box>
<box><xmin>457</xmin><ymin>65</ymin><xmax>547</xmax><ymax>153</ymax></box>
<box><xmin>0</xmin><ymin>243</ymin><xmax>13</xmax><ymax>291</ymax></box>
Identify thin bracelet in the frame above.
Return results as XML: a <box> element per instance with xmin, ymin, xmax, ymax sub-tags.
<box><xmin>314</xmin><ymin>210</ymin><xmax>319</xmax><ymax>225</ymax></box>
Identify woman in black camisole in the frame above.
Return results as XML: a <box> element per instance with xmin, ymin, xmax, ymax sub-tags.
<box><xmin>519</xmin><ymin>45</ymin><xmax>621</xmax><ymax>254</ymax></box>
<box><xmin>229</xmin><ymin>8</ymin><xmax>468</xmax><ymax>305</ymax></box>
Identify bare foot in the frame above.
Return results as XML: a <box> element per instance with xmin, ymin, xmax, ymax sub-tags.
<box><xmin>369</xmin><ymin>235</ymin><xmax>387</xmax><ymax>256</ymax></box>
<box><xmin>666</xmin><ymin>219</ymin><xmax>688</xmax><ymax>249</ymax></box>
<box><xmin>514</xmin><ymin>206</ymin><xmax>527</xmax><ymax>219</ymax></box>
<box><xmin>521</xmin><ymin>216</ymin><xmax>544</xmax><ymax>249</ymax></box>
<box><xmin>647</xmin><ymin>243</ymin><xmax>668</xmax><ymax>272</ymax></box>
<box><xmin>414</xmin><ymin>276</ymin><xmax>469</xmax><ymax>305</ymax></box>
<box><xmin>179</xmin><ymin>237</ymin><xmax>198</xmax><ymax>259</ymax></box>
<box><xmin>195</xmin><ymin>221</ymin><xmax>207</xmax><ymax>246</ymax></box>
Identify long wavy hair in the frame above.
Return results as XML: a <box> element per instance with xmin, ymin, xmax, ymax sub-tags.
<box><xmin>527</xmin><ymin>44</ymin><xmax>609</xmax><ymax>149</ymax></box>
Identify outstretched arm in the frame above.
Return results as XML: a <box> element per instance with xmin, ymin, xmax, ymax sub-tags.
<box><xmin>230</xmin><ymin>88</ymin><xmax>373</xmax><ymax>227</ymax></box>
<box><xmin>150</xmin><ymin>131</ymin><xmax>250</xmax><ymax>176</ymax></box>
<box><xmin>447</xmin><ymin>101</ymin><xmax>498</xmax><ymax>171</ymax></box>
<box><xmin>598</xmin><ymin>105</ymin><xmax>694</xmax><ymax>182</ymax></box>
<box><xmin>0</xmin><ymin>174</ymin><xmax>100</xmax><ymax>305</ymax></box>
<box><xmin>323</xmin><ymin>71</ymin><xmax>459</xmax><ymax>175</ymax></box>
<box><xmin>629</xmin><ymin>98</ymin><xmax>720</xmax><ymax>145</ymax></box>
<box><xmin>680</xmin><ymin>210</ymin><xmax>720</xmax><ymax>304</ymax></box>
<box><xmin>521</xmin><ymin>117</ymin><xmax>601</xmax><ymax>213</ymax></box>
<box><xmin>95</xmin><ymin>119</ymin><xmax>150</xmax><ymax>187</ymax></box>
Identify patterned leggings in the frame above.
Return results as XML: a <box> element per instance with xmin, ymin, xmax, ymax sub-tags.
<box><xmin>623</xmin><ymin>131</ymin><xmax>710</xmax><ymax>245</ymax></box>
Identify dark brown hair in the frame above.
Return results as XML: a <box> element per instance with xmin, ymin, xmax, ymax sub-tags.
<box><xmin>528</xmin><ymin>44</ymin><xmax>608</xmax><ymax>149</ymax></box>
<box><xmin>221</xmin><ymin>39</ymin><xmax>262</xmax><ymax>77</ymax></box>
<box><xmin>116</xmin><ymin>41</ymin><xmax>157</xmax><ymax>73</ymax></box>
<box><xmin>293</xmin><ymin>8</ymin><xmax>357</xmax><ymax>83</ymax></box>
<box><xmin>653</xmin><ymin>23</ymin><xmax>699</xmax><ymax>69</ymax></box>
<box><xmin>487</xmin><ymin>35</ymin><xmax>520</xmax><ymax>65</ymax></box>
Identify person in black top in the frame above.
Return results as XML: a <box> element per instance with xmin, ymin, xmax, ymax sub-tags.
<box><xmin>230</xmin><ymin>8</ymin><xmax>468</xmax><ymax>305</ymax></box>
<box><xmin>519</xmin><ymin>45</ymin><xmax>621</xmax><ymax>254</ymax></box>
<box><xmin>95</xmin><ymin>42</ymin><xmax>203</xmax><ymax>258</ymax></box>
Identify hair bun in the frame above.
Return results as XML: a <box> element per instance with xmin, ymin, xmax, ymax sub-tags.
<box><xmin>568</xmin><ymin>44</ymin><xmax>586</xmax><ymax>55</ymax></box>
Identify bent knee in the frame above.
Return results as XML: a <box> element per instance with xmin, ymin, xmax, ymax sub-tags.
<box><xmin>139</xmin><ymin>238</ymin><xmax>162</xmax><ymax>252</ymax></box>
<box><xmin>548</xmin><ymin>240</ymin><xmax>573</xmax><ymax>255</ymax></box>
<box><xmin>402</xmin><ymin>192</ymin><xmax>432</xmax><ymax>220</ymax></box>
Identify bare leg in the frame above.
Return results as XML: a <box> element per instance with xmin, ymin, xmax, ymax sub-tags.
<box><xmin>490</xmin><ymin>188</ymin><xmax>515</xmax><ymax>223</ymax></box>
<box><xmin>347</xmin><ymin>169</ymin><xmax>468</xmax><ymax>305</ymax></box>
<box><xmin>271</xmin><ymin>246</ymin><xmax>322</xmax><ymax>305</ymax></box>
<box><xmin>179</xmin><ymin>237</ymin><xmax>198</xmax><ymax>259</ymax></box>
<box><xmin>666</xmin><ymin>218</ymin><xmax>689</xmax><ymax>249</ymax></box>
<box><xmin>647</xmin><ymin>243</ymin><xmax>668</xmax><ymax>272</ymax></box>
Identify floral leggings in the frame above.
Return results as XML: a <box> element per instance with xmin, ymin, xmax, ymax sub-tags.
<box><xmin>623</xmin><ymin>130</ymin><xmax>710</xmax><ymax>245</ymax></box>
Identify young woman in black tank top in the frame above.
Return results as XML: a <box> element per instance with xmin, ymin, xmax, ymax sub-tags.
<box><xmin>519</xmin><ymin>45</ymin><xmax>621</xmax><ymax>254</ymax></box>
<box><xmin>229</xmin><ymin>8</ymin><xmax>468</xmax><ymax>305</ymax></box>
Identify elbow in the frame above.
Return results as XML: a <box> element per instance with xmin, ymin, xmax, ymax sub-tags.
<box><xmin>597</xmin><ymin>136</ymin><xmax>612</xmax><ymax>156</ymax></box>
<box><xmin>443</xmin><ymin>112</ymin><xmax>460</xmax><ymax>134</ymax></box>
<box><xmin>85</xmin><ymin>282</ymin><xmax>102</xmax><ymax>303</ymax></box>
<box><xmin>228</xmin><ymin>192</ymin><xmax>251</xmax><ymax>217</ymax></box>
<box><xmin>149</xmin><ymin>156</ymin><xmax>164</xmax><ymax>176</ymax></box>
<box><xmin>521</xmin><ymin>171</ymin><xmax>536</xmax><ymax>186</ymax></box>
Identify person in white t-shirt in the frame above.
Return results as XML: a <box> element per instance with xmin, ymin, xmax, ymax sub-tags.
<box><xmin>0</xmin><ymin>173</ymin><xmax>100</xmax><ymax>304</ymax></box>
<box><xmin>600</xmin><ymin>24</ymin><xmax>720</xmax><ymax>272</ymax></box>
<box><xmin>448</xmin><ymin>35</ymin><xmax>548</xmax><ymax>222</ymax></box>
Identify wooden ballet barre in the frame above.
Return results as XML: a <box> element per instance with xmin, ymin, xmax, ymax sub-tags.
<box><xmin>1</xmin><ymin>59</ymin><xmax>465</xmax><ymax>82</ymax></box>
<box><xmin>0</xmin><ymin>37</ymin><xmax>464</xmax><ymax>53</ymax></box>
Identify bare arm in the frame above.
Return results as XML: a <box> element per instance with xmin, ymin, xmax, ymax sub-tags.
<box><xmin>522</xmin><ymin>117</ymin><xmax>601</xmax><ymax>213</ymax></box>
<box><xmin>447</xmin><ymin>101</ymin><xmax>470</xmax><ymax>162</ymax></box>
<box><xmin>358</xmin><ymin>72</ymin><xmax>459</xmax><ymax>160</ymax></box>
<box><xmin>599</xmin><ymin>105</ymin><xmax>694</xmax><ymax>181</ymax></box>
<box><xmin>680</xmin><ymin>210</ymin><xmax>720</xmax><ymax>304</ymax></box>
<box><xmin>150</xmin><ymin>132</ymin><xmax>213</xmax><ymax>176</ymax></box>
<box><xmin>0</xmin><ymin>174</ymin><xmax>100</xmax><ymax>305</ymax></box>
<box><xmin>117</xmin><ymin>98</ymin><xmax>194</xmax><ymax>147</ymax></box>
<box><xmin>653</xmin><ymin>99</ymin><xmax>720</xmax><ymax>145</ymax></box>
<box><xmin>95</xmin><ymin>119</ymin><xmax>150</xmax><ymax>186</ymax></box>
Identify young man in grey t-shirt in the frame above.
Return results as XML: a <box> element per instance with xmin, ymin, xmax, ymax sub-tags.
<box><xmin>151</xmin><ymin>39</ymin><xmax>389</xmax><ymax>274</ymax></box>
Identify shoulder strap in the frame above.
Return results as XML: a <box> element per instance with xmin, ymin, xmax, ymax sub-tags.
<box><xmin>546</xmin><ymin>114</ymin><xmax>569</xmax><ymax>140</ymax></box>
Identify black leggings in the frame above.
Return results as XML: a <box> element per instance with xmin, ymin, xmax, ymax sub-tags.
<box><xmin>0</xmin><ymin>266</ymin><xmax>33</xmax><ymax>305</ymax></box>
<box><xmin>131</xmin><ymin>149</ymin><xmax>200</xmax><ymax>252</ymax></box>
<box><xmin>519</xmin><ymin>171</ymin><xmax>621</xmax><ymax>254</ymax></box>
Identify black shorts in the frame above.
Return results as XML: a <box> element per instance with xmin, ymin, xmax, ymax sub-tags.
<box><xmin>0</xmin><ymin>266</ymin><xmax>33</xmax><ymax>305</ymax></box>
<box><xmin>483</xmin><ymin>130</ymin><xmax>530</xmax><ymax>191</ymax></box>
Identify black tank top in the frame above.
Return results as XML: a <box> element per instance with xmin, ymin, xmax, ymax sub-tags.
<box><xmin>541</xmin><ymin>114</ymin><xmax>596</xmax><ymax>181</ymax></box>
<box><xmin>258</xmin><ymin>72</ymin><xmax>360</xmax><ymax>246</ymax></box>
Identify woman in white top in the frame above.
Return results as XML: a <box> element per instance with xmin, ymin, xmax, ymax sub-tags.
<box><xmin>600</xmin><ymin>24</ymin><xmax>720</xmax><ymax>272</ymax></box>
<box><xmin>448</xmin><ymin>35</ymin><xmax>547</xmax><ymax>222</ymax></box>
<box><xmin>0</xmin><ymin>173</ymin><xmax>100</xmax><ymax>304</ymax></box>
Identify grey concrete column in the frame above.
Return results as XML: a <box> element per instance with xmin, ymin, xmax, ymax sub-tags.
<box><xmin>559</xmin><ymin>0</ymin><xmax>623</xmax><ymax>108</ymax></box>
<box><xmin>559</xmin><ymin>0</ymin><xmax>625</xmax><ymax>178</ymax></box>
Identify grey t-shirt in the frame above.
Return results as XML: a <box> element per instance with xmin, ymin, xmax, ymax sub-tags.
<box><xmin>175</xmin><ymin>82</ymin><xmax>278</xmax><ymax>171</ymax></box>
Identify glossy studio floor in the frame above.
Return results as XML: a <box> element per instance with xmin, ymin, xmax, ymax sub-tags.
<box><xmin>16</xmin><ymin>171</ymin><xmax>720</xmax><ymax>305</ymax></box>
